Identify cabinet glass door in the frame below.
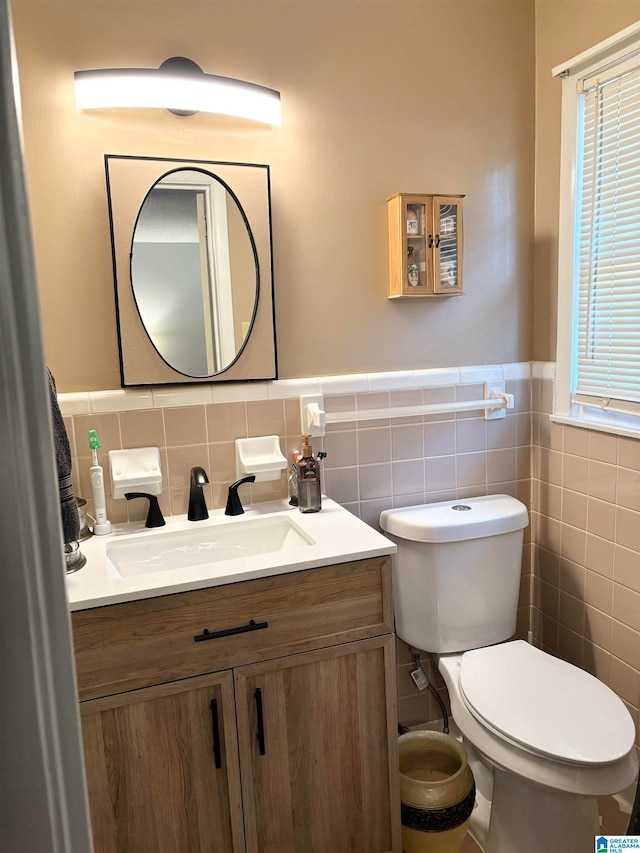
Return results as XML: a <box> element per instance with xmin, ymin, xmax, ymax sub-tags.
<box><xmin>405</xmin><ymin>201</ymin><xmax>429</xmax><ymax>291</ymax></box>
<box><xmin>434</xmin><ymin>198</ymin><xmax>462</xmax><ymax>293</ymax></box>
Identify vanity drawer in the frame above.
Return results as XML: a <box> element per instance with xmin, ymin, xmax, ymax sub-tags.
<box><xmin>72</xmin><ymin>556</ymin><xmax>393</xmax><ymax>701</ymax></box>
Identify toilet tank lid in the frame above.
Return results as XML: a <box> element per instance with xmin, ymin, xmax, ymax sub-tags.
<box><xmin>379</xmin><ymin>495</ymin><xmax>529</xmax><ymax>543</ymax></box>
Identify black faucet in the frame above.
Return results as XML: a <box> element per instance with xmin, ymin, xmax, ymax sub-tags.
<box><xmin>188</xmin><ymin>466</ymin><xmax>209</xmax><ymax>521</ymax></box>
<box><xmin>225</xmin><ymin>475</ymin><xmax>256</xmax><ymax>516</ymax></box>
<box><xmin>124</xmin><ymin>492</ymin><xmax>165</xmax><ymax>528</ymax></box>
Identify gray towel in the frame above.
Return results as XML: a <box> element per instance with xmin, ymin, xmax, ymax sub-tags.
<box><xmin>47</xmin><ymin>368</ymin><xmax>80</xmax><ymax>544</ymax></box>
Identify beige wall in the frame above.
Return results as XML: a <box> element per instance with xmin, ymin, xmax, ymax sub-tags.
<box><xmin>532</xmin><ymin>0</ymin><xmax>640</xmax><ymax>362</ymax></box>
<box><xmin>11</xmin><ymin>0</ymin><xmax>535</xmax><ymax>392</ymax></box>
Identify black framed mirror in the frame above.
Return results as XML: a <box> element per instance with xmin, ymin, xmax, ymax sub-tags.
<box><xmin>106</xmin><ymin>155</ymin><xmax>277</xmax><ymax>386</ymax></box>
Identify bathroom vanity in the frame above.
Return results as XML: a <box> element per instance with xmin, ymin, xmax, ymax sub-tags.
<box><xmin>68</xmin><ymin>499</ymin><xmax>401</xmax><ymax>853</ymax></box>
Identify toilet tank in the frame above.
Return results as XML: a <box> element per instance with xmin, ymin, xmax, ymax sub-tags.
<box><xmin>379</xmin><ymin>495</ymin><xmax>529</xmax><ymax>654</ymax></box>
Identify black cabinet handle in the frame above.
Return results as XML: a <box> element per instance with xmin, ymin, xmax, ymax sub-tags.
<box><xmin>194</xmin><ymin>619</ymin><xmax>268</xmax><ymax>643</ymax></box>
<box><xmin>435</xmin><ymin>234</ymin><xmax>441</xmax><ymax>248</ymax></box>
<box><xmin>254</xmin><ymin>688</ymin><xmax>266</xmax><ymax>756</ymax></box>
<box><xmin>210</xmin><ymin>699</ymin><xmax>222</xmax><ymax>769</ymax></box>
<box><xmin>428</xmin><ymin>234</ymin><xmax>434</xmax><ymax>248</ymax></box>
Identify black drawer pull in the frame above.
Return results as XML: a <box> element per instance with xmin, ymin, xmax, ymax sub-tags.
<box><xmin>255</xmin><ymin>687</ymin><xmax>266</xmax><ymax>756</ymax></box>
<box><xmin>194</xmin><ymin>619</ymin><xmax>268</xmax><ymax>643</ymax></box>
<box><xmin>210</xmin><ymin>699</ymin><xmax>222</xmax><ymax>769</ymax></box>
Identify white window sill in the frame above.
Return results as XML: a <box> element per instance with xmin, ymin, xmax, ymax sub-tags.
<box><xmin>550</xmin><ymin>412</ymin><xmax>640</xmax><ymax>441</ymax></box>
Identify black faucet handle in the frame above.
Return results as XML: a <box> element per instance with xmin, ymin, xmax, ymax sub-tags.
<box><xmin>225</xmin><ymin>475</ymin><xmax>256</xmax><ymax>516</ymax></box>
<box><xmin>188</xmin><ymin>466</ymin><xmax>210</xmax><ymax>521</ymax></box>
<box><xmin>124</xmin><ymin>492</ymin><xmax>166</xmax><ymax>528</ymax></box>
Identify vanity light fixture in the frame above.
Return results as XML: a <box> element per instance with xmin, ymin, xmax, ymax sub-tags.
<box><xmin>74</xmin><ymin>56</ymin><xmax>281</xmax><ymax>125</ymax></box>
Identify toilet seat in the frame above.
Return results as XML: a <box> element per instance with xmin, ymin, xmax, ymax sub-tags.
<box><xmin>459</xmin><ymin>641</ymin><xmax>635</xmax><ymax>766</ymax></box>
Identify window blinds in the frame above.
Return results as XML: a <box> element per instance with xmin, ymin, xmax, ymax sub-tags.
<box><xmin>573</xmin><ymin>59</ymin><xmax>640</xmax><ymax>416</ymax></box>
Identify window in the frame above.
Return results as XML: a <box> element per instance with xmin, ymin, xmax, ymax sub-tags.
<box><xmin>553</xmin><ymin>23</ymin><xmax>640</xmax><ymax>438</ymax></box>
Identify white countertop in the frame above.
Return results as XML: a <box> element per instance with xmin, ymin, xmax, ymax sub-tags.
<box><xmin>66</xmin><ymin>497</ymin><xmax>396</xmax><ymax>611</ymax></box>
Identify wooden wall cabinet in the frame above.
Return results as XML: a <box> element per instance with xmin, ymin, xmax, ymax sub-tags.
<box><xmin>387</xmin><ymin>193</ymin><xmax>464</xmax><ymax>298</ymax></box>
<box><xmin>72</xmin><ymin>557</ymin><xmax>401</xmax><ymax>853</ymax></box>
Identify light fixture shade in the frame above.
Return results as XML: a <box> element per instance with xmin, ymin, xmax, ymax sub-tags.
<box><xmin>74</xmin><ymin>61</ymin><xmax>281</xmax><ymax>126</ymax></box>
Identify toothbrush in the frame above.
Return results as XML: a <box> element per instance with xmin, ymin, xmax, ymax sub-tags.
<box><xmin>88</xmin><ymin>430</ymin><xmax>112</xmax><ymax>535</ymax></box>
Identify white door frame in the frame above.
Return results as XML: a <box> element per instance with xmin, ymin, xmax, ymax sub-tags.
<box><xmin>0</xmin><ymin>2</ymin><xmax>94</xmax><ymax>850</ymax></box>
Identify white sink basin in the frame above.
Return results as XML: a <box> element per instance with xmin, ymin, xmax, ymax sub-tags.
<box><xmin>67</xmin><ymin>498</ymin><xmax>396</xmax><ymax>611</ymax></box>
<box><xmin>106</xmin><ymin>515</ymin><xmax>315</xmax><ymax>578</ymax></box>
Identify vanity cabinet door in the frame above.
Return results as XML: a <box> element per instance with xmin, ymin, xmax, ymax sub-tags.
<box><xmin>80</xmin><ymin>670</ymin><xmax>245</xmax><ymax>853</ymax></box>
<box><xmin>234</xmin><ymin>635</ymin><xmax>401</xmax><ymax>853</ymax></box>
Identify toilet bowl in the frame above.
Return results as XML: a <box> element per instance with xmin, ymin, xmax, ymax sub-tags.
<box><xmin>380</xmin><ymin>495</ymin><xmax>639</xmax><ymax>853</ymax></box>
<box><xmin>438</xmin><ymin>644</ymin><xmax>637</xmax><ymax>851</ymax></box>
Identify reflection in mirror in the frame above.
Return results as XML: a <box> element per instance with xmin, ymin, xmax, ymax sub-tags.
<box><xmin>105</xmin><ymin>156</ymin><xmax>276</xmax><ymax>386</ymax></box>
<box><xmin>131</xmin><ymin>169</ymin><xmax>257</xmax><ymax>378</ymax></box>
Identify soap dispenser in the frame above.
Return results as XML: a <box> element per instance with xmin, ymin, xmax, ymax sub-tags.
<box><xmin>297</xmin><ymin>435</ymin><xmax>323</xmax><ymax>513</ymax></box>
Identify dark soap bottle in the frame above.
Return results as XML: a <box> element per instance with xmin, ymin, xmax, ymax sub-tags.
<box><xmin>297</xmin><ymin>435</ymin><xmax>321</xmax><ymax>513</ymax></box>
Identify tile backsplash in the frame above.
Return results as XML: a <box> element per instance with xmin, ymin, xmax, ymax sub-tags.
<box><xmin>65</xmin><ymin>397</ymin><xmax>302</xmax><ymax>523</ymax></box>
<box><xmin>60</xmin><ymin>363</ymin><xmax>531</xmax><ymax>532</ymax></box>
<box><xmin>320</xmin><ymin>380</ymin><xmax>531</xmax><ymax>528</ymax></box>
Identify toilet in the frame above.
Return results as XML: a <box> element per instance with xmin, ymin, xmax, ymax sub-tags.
<box><xmin>380</xmin><ymin>494</ymin><xmax>638</xmax><ymax>853</ymax></box>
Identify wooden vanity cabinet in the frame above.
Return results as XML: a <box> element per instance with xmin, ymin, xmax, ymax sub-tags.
<box><xmin>72</xmin><ymin>557</ymin><xmax>401</xmax><ymax>853</ymax></box>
